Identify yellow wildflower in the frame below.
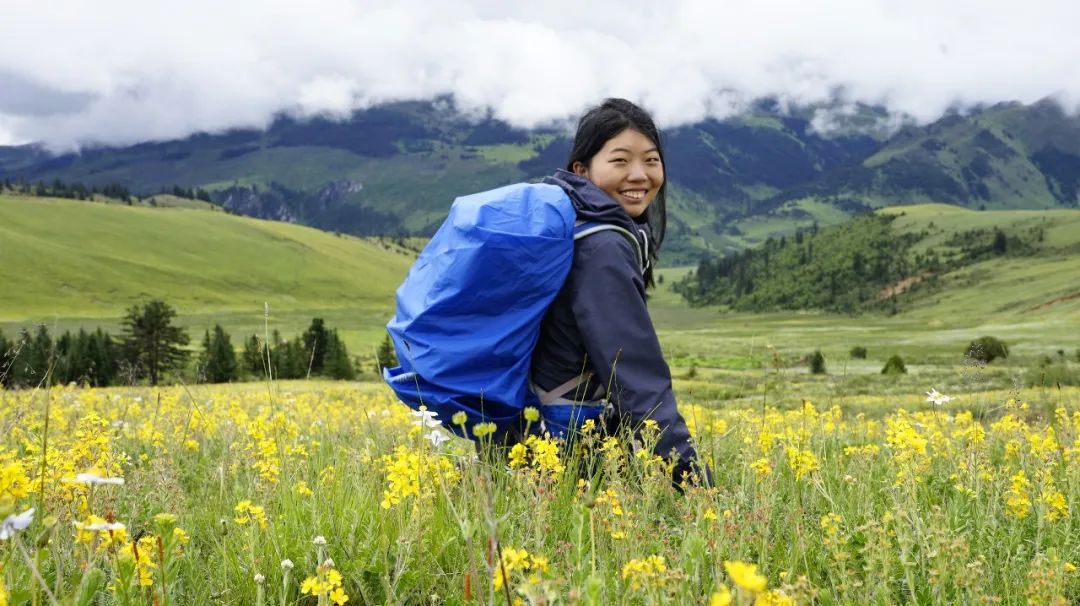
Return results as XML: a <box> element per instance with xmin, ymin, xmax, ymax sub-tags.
<box><xmin>234</xmin><ymin>500</ymin><xmax>269</xmax><ymax>529</ymax></box>
<box><xmin>784</xmin><ymin>447</ymin><xmax>819</xmax><ymax>480</ymax></box>
<box><xmin>754</xmin><ymin>590</ymin><xmax>795</xmax><ymax>605</ymax></box>
<box><xmin>710</xmin><ymin>585</ymin><xmax>733</xmax><ymax>606</ymax></box>
<box><xmin>1041</xmin><ymin>486</ymin><xmax>1068</xmax><ymax>521</ymax></box>
<box><xmin>492</xmin><ymin>547</ymin><xmax>547</xmax><ymax>591</ymax></box>
<box><xmin>172</xmin><ymin>527</ymin><xmax>190</xmax><ymax>547</ymax></box>
<box><xmin>750</xmin><ymin>458</ymin><xmax>772</xmax><ymax>479</ymax></box>
<box><xmin>472</xmin><ymin>422</ymin><xmax>496</xmax><ymax>438</ymax></box>
<box><xmin>621</xmin><ymin>555</ymin><xmax>668</xmax><ymax>591</ymax></box>
<box><xmin>1005</xmin><ymin>470</ymin><xmax>1031</xmax><ymax>519</ymax></box>
<box><xmin>724</xmin><ymin>560</ymin><xmax>767</xmax><ymax>593</ymax></box>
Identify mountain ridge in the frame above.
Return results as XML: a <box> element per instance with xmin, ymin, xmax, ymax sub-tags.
<box><xmin>3</xmin><ymin>98</ymin><xmax>1078</xmax><ymax>262</ymax></box>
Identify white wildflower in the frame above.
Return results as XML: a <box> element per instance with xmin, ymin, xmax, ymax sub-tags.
<box><xmin>281</xmin><ymin>559</ymin><xmax>294</xmax><ymax>570</ymax></box>
<box><xmin>66</xmin><ymin>472</ymin><xmax>125</xmax><ymax>486</ymax></box>
<box><xmin>926</xmin><ymin>388</ymin><xmax>953</xmax><ymax>406</ymax></box>
<box><xmin>411</xmin><ymin>407</ymin><xmax>440</xmax><ymax>428</ymax></box>
<box><xmin>424</xmin><ymin>430</ymin><xmax>450</xmax><ymax>448</ymax></box>
<box><xmin>0</xmin><ymin>508</ymin><xmax>34</xmax><ymax>540</ymax></box>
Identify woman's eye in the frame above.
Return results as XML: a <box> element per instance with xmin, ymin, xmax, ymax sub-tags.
<box><xmin>610</xmin><ymin>158</ymin><xmax>628</xmax><ymax>164</ymax></box>
<box><xmin>646</xmin><ymin>157</ymin><xmax>661</xmax><ymax>164</ymax></box>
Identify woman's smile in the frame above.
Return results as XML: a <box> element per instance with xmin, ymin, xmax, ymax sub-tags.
<box><xmin>572</xmin><ymin>128</ymin><xmax>665</xmax><ymax>219</ymax></box>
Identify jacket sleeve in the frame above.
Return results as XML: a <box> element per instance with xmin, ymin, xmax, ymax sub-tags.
<box><xmin>569</xmin><ymin>232</ymin><xmax>698</xmax><ymax>465</ymax></box>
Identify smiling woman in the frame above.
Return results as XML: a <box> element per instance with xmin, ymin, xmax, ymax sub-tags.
<box><xmin>529</xmin><ymin>98</ymin><xmax>708</xmax><ymax>487</ymax></box>
<box><xmin>570</xmin><ymin>128</ymin><xmax>665</xmax><ymax>220</ymax></box>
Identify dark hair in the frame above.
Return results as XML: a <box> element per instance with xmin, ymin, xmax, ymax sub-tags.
<box><xmin>566</xmin><ymin>98</ymin><xmax>666</xmax><ymax>288</ymax></box>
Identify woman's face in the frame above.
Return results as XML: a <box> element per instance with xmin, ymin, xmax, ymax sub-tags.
<box><xmin>572</xmin><ymin>128</ymin><xmax>664</xmax><ymax>219</ymax></box>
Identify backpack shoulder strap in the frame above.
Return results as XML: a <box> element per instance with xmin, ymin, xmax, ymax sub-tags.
<box><xmin>573</xmin><ymin>221</ymin><xmax>645</xmax><ymax>272</ymax></box>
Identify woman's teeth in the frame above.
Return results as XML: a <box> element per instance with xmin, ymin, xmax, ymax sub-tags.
<box><xmin>621</xmin><ymin>190</ymin><xmax>646</xmax><ymax>200</ymax></box>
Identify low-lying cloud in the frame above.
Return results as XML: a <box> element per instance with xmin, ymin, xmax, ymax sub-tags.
<box><xmin>2</xmin><ymin>0</ymin><xmax>1079</xmax><ymax>150</ymax></box>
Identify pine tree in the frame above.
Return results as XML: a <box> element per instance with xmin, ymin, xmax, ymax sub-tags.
<box><xmin>53</xmin><ymin>330</ymin><xmax>75</xmax><ymax>384</ymax></box>
<box><xmin>88</xmin><ymin>328</ymin><xmax>119</xmax><ymax>386</ymax></box>
<box><xmin>24</xmin><ymin>325</ymin><xmax>54</xmax><ymax>387</ymax></box>
<box><xmin>270</xmin><ymin>333</ymin><xmax>306</xmax><ymax>379</ymax></box>
<box><xmin>375</xmin><ymin>333</ymin><xmax>398</xmax><ymax>373</ymax></box>
<box><xmin>323</xmin><ymin>330</ymin><xmax>355</xmax><ymax>380</ymax></box>
<box><xmin>6</xmin><ymin>329</ymin><xmax>33</xmax><ymax>387</ymax></box>
<box><xmin>241</xmin><ymin>334</ymin><xmax>264</xmax><ymax>377</ymax></box>
<box><xmin>282</xmin><ymin>338</ymin><xmax>307</xmax><ymax>379</ymax></box>
<box><xmin>200</xmin><ymin>324</ymin><xmax>238</xmax><ymax>383</ymax></box>
<box><xmin>0</xmin><ymin>330</ymin><xmax>10</xmax><ymax>387</ymax></box>
<box><xmin>302</xmin><ymin>318</ymin><xmax>329</xmax><ymax>374</ymax></box>
<box><xmin>121</xmin><ymin>300</ymin><xmax>190</xmax><ymax>385</ymax></box>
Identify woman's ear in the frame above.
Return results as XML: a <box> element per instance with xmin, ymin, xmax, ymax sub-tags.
<box><xmin>571</xmin><ymin>161</ymin><xmax>589</xmax><ymax>178</ymax></box>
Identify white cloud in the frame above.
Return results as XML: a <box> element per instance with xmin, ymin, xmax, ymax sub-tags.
<box><xmin>1</xmin><ymin>0</ymin><xmax>1079</xmax><ymax>150</ymax></box>
<box><xmin>0</xmin><ymin>116</ymin><xmax>23</xmax><ymax>146</ymax></box>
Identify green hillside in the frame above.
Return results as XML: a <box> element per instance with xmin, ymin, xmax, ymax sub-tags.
<box><xmin>675</xmin><ymin>205</ymin><xmax>1080</xmax><ymax>317</ymax></box>
<box><xmin>881</xmin><ymin>205</ymin><xmax>1080</xmax><ymax>319</ymax></box>
<box><xmin>7</xmin><ymin>99</ymin><xmax>1080</xmax><ymax>264</ymax></box>
<box><xmin>0</xmin><ymin>193</ymin><xmax>414</xmax><ymax>348</ymax></box>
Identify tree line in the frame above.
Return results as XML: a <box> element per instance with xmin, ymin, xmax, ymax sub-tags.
<box><xmin>0</xmin><ymin>299</ymin><xmax>355</xmax><ymax>389</ymax></box>
<box><xmin>675</xmin><ymin>215</ymin><xmax>922</xmax><ymax>313</ymax></box>
<box><xmin>2</xmin><ymin>177</ymin><xmax>135</xmax><ymax>203</ymax></box>
<box><xmin>675</xmin><ymin>214</ymin><xmax>1044</xmax><ymax>314</ymax></box>
<box><xmin>1</xmin><ymin>178</ymin><xmax>215</xmax><ymax>206</ymax></box>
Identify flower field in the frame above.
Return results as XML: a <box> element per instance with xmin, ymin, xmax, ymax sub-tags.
<box><xmin>1</xmin><ymin>381</ymin><xmax>1079</xmax><ymax>604</ymax></box>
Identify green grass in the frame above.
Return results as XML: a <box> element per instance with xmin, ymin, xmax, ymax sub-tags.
<box><xmin>0</xmin><ymin>194</ymin><xmax>413</xmax><ymax>350</ymax></box>
<box><xmin>652</xmin><ymin>202</ymin><xmax>1080</xmax><ymax>387</ymax></box>
<box><xmin>471</xmin><ymin>143</ymin><xmax>539</xmax><ymax>164</ymax></box>
<box><xmin>4</xmin><ymin>195</ymin><xmax>1078</xmax><ymax>387</ymax></box>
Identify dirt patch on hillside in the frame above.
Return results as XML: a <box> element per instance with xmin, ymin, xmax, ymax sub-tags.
<box><xmin>879</xmin><ymin>272</ymin><xmax>933</xmax><ymax>299</ymax></box>
<box><xmin>1032</xmin><ymin>291</ymin><xmax>1080</xmax><ymax>311</ymax></box>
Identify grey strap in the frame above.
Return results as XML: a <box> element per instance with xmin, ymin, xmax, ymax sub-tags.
<box><xmin>573</xmin><ymin>221</ymin><xmax>645</xmax><ymax>273</ymax></box>
<box><xmin>535</xmin><ymin>371</ymin><xmax>595</xmax><ymax>405</ymax></box>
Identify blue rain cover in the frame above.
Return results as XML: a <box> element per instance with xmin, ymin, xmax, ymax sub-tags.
<box><xmin>384</xmin><ymin>182</ymin><xmax>577</xmax><ymax>439</ymax></box>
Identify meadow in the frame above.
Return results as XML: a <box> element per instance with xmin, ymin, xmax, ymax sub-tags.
<box><xmin>3</xmin><ymin>194</ymin><xmax>1080</xmax><ymax>603</ymax></box>
<box><xmin>1</xmin><ymin>374</ymin><xmax>1079</xmax><ymax>604</ymax></box>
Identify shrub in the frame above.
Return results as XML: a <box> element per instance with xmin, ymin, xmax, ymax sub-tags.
<box><xmin>881</xmin><ymin>354</ymin><xmax>907</xmax><ymax>375</ymax></box>
<box><xmin>809</xmin><ymin>350</ymin><xmax>827</xmax><ymax>375</ymax></box>
<box><xmin>965</xmin><ymin>336</ymin><xmax>1009</xmax><ymax>364</ymax></box>
<box><xmin>850</xmin><ymin>346</ymin><xmax>868</xmax><ymax>359</ymax></box>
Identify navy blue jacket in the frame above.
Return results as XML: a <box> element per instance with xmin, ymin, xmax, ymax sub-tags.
<box><xmin>531</xmin><ymin>170</ymin><xmax>699</xmax><ymax>471</ymax></box>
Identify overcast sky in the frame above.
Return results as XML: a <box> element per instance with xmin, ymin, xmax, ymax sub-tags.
<box><xmin>2</xmin><ymin>0</ymin><xmax>1079</xmax><ymax>150</ymax></box>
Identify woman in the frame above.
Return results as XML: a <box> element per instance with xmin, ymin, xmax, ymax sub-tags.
<box><xmin>531</xmin><ymin>98</ymin><xmax>708</xmax><ymax>486</ymax></box>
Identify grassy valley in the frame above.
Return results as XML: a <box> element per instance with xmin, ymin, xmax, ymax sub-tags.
<box><xmin>2</xmin><ymin>194</ymin><xmax>1077</xmax><ymax>398</ymax></box>
<box><xmin>0</xmin><ymin>193</ymin><xmax>415</xmax><ymax>350</ymax></box>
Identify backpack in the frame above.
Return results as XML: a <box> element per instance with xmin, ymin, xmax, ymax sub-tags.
<box><xmin>383</xmin><ymin>182</ymin><xmax>642</xmax><ymax>441</ymax></box>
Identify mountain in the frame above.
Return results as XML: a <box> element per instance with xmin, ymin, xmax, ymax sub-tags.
<box><xmin>2</xmin><ymin>99</ymin><xmax>1078</xmax><ymax>263</ymax></box>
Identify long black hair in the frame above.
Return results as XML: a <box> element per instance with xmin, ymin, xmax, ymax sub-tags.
<box><xmin>566</xmin><ymin>98</ymin><xmax>666</xmax><ymax>288</ymax></box>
